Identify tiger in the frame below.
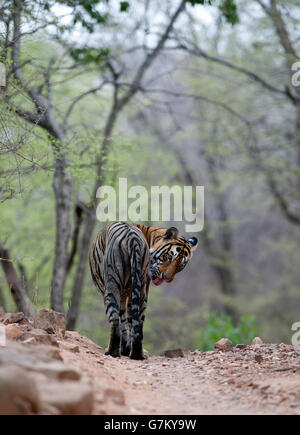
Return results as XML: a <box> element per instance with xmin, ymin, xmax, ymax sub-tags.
<box><xmin>89</xmin><ymin>221</ymin><xmax>198</xmax><ymax>360</ymax></box>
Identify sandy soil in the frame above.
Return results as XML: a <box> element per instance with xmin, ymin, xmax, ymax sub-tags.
<box><xmin>59</xmin><ymin>331</ymin><xmax>300</xmax><ymax>415</ymax></box>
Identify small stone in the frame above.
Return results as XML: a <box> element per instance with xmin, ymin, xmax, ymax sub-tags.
<box><xmin>22</xmin><ymin>337</ymin><xmax>37</xmax><ymax>345</ymax></box>
<box><xmin>143</xmin><ymin>348</ymin><xmax>149</xmax><ymax>359</ymax></box>
<box><xmin>235</xmin><ymin>344</ymin><xmax>247</xmax><ymax>350</ymax></box>
<box><xmin>104</xmin><ymin>388</ymin><xmax>125</xmax><ymax>406</ymax></box>
<box><xmin>214</xmin><ymin>338</ymin><xmax>233</xmax><ymax>352</ymax></box>
<box><xmin>255</xmin><ymin>354</ymin><xmax>263</xmax><ymax>364</ymax></box>
<box><xmin>164</xmin><ymin>348</ymin><xmax>190</xmax><ymax>358</ymax></box>
<box><xmin>5</xmin><ymin>323</ymin><xmax>23</xmax><ymax>340</ymax></box>
<box><xmin>2</xmin><ymin>312</ymin><xmax>25</xmax><ymax>325</ymax></box>
<box><xmin>63</xmin><ymin>343</ymin><xmax>80</xmax><ymax>353</ymax></box>
<box><xmin>252</xmin><ymin>337</ymin><xmax>263</xmax><ymax>346</ymax></box>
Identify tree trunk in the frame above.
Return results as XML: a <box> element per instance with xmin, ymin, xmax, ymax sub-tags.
<box><xmin>66</xmin><ymin>108</ymin><xmax>118</xmax><ymax>330</ymax></box>
<box><xmin>204</xmin><ymin>152</ymin><xmax>239</xmax><ymax>323</ymax></box>
<box><xmin>0</xmin><ymin>243</ymin><xmax>34</xmax><ymax>318</ymax></box>
<box><xmin>296</xmin><ymin>102</ymin><xmax>300</xmax><ymax>167</ymax></box>
<box><xmin>66</xmin><ymin>211</ymin><xmax>96</xmax><ymax>330</ymax></box>
<box><xmin>201</xmin><ymin>215</ymin><xmax>238</xmax><ymax>324</ymax></box>
<box><xmin>0</xmin><ymin>285</ymin><xmax>7</xmax><ymax>312</ymax></box>
<box><xmin>51</xmin><ymin>157</ymin><xmax>73</xmax><ymax>313</ymax></box>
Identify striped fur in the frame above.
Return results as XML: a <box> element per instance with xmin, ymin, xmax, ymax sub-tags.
<box><xmin>89</xmin><ymin>222</ymin><xmax>198</xmax><ymax>359</ymax></box>
<box><xmin>135</xmin><ymin>224</ymin><xmax>198</xmax><ymax>286</ymax></box>
<box><xmin>89</xmin><ymin>222</ymin><xmax>150</xmax><ymax>359</ymax></box>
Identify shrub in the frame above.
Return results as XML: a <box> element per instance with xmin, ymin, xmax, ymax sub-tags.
<box><xmin>195</xmin><ymin>312</ymin><xmax>259</xmax><ymax>351</ymax></box>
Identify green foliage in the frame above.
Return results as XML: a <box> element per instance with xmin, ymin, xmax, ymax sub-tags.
<box><xmin>69</xmin><ymin>47</ymin><xmax>110</xmax><ymax>65</ymax></box>
<box><xmin>186</xmin><ymin>0</ymin><xmax>213</xmax><ymax>5</ymax></box>
<box><xmin>195</xmin><ymin>312</ymin><xmax>259</xmax><ymax>351</ymax></box>
<box><xmin>186</xmin><ymin>0</ymin><xmax>238</xmax><ymax>25</ymax></box>
<box><xmin>219</xmin><ymin>0</ymin><xmax>239</xmax><ymax>25</ymax></box>
<box><xmin>120</xmin><ymin>1</ymin><xmax>130</xmax><ymax>12</ymax></box>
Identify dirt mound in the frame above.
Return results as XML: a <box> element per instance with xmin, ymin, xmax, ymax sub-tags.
<box><xmin>1</xmin><ymin>310</ymin><xmax>300</xmax><ymax>414</ymax></box>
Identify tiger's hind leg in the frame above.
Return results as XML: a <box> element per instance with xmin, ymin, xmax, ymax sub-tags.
<box><xmin>120</xmin><ymin>293</ymin><xmax>131</xmax><ymax>356</ymax></box>
<box><xmin>104</xmin><ymin>285</ymin><xmax>121</xmax><ymax>358</ymax></box>
<box><xmin>130</xmin><ymin>284</ymin><xmax>147</xmax><ymax>360</ymax></box>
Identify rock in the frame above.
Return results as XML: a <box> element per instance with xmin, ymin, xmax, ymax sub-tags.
<box><xmin>5</xmin><ymin>323</ymin><xmax>23</xmax><ymax>340</ymax></box>
<box><xmin>235</xmin><ymin>344</ymin><xmax>247</xmax><ymax>350</ymax></box>
<box><xmin>252</xmin><ymin>337</ymin><xmax>263</xmax><ymax>346</ymax></box>
<box><xmin>34</xmin><ymin>309</ymin><xmax>66</xmax><ymax>338</ymax></box>
<box><xmin>2</xmin><ymin>312</ymin><xmax>25</xmax><ymax>325</ymax></box>
<box><xmin>0</xmin><ymin>365</ymin><xmax>40</xmax><ymax>414</ymax></box>
<box><xmin>19</xmin><ymin>329</ymin><xmax>59</xmax><ymax>347</ymax></box>
<box><xmin>214</xmin><ymin>338</ymin><xmax>233</xmax><ymax>352</ymax></box>
<box><xmin>191</xmin><ymin>349</ymin><xmax>202</xmax><ymax>355</ymax></box>
<box><xmin>104</xmin><ymin>388</ymin><xmax>125</xmax><ymax>406</ymax></box>
<box><xmin>143</xmin><ymin>348</ymin><xmax>149</xmax><ymax>359</ymax></box>
<box><xmin>254</xmin><ymin>354</ymin><xmax>263</xmax><ymax>363</ymax></box>
<box><xmin>38</xmin><ymin>381</ymin><xmax>93</xmax><ymax>415</ymax></box>
<box><xmin>0</xmin><ymin>343</ymin><xmax>81</xmax><ymax>381</ymax></box>
<box><xmin>27</xmin><ymin>344</ymin><xmax>63</xmax><ymax>361</ymax></box>
<box><xmin>63</xmin><ymin>343</ymin><xmax>80</xmax><ymax>353</ymax></box>
<box><xmin>22</xmin><ymin>337</ymin><xmax>37</xmax><ymax>345</ymax></box>
<box><xmin>164</xmin><ymin>348</ymin><xmax>190</xmax><ymax>358</ymax></box>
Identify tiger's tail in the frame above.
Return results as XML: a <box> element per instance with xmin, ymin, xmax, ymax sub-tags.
<box><xmin>129</xmin><ymin>235</ymin><xmax>147</xmax><ymax>359</ymax></box>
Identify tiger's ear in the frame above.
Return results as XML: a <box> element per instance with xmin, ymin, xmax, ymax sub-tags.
<box><xmin>188</xmin><ymin>236</ymin><xmax>198</xmax><ymax>251</ymax></box>
<box><xmin>164</xmin><ymin>227</ymin><xmax>179</xmax><ymax>240</ymax></box>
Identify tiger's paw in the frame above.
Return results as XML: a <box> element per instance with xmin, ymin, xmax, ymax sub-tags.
<box><xmin>105</xmin><ymin>348</ymin><xmax>121</xmax><ymax>358</ymax></box>
<box><xmin>121</xmin><ymin>345</ymin><xmax>131</xmax><ymax>356</ymax></box>
<box><xmin>129</xmin><ymin>342</ymin><xmax>145</xmax><ymax>360</ymax></box>
<box><xmin>121</xmin><ymin>336</ymin><xmax>131</xmax><ymax>356</ymax></box>
<box><xmin>129</xmin><ymin>351</ymin><xmax>145</xmax><ymax>360</ymax></box>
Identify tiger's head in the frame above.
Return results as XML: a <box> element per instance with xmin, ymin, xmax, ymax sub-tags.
<box><xmin>149</xmin><ymin>226</ymin><xmax>198</xmax><ymax>286</ymax></box>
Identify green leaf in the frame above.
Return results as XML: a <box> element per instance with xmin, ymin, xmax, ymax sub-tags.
<box><xmin>219</xmin><ymin>0</ymin><xmax>239</xmax><ymax>25</ymax></box>
<box><xmin>186</xmin><ymin>0</ymin><xmax>238</xmax><ymax>25</ymax></box>
<box><xmin>120</xmin><ymin>1</ymin><xmax>130</xmax><ymax>12</ymax></box>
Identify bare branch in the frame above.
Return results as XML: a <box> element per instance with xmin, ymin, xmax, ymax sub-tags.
<box><xmin>63</xmin><ymin>81</ymin><xmax>107</xmax><ymax>126</ymax></box>
<box><xmin>118</xmin><ymin>0</ymin><xmax>187</xmax><ymax>108</ymax></box>
<box><xmin>0</xmin><ymin>243</ymin><xmax>35</xmax><ymax>318</ymax></box>
<box><xmin>175</xmin><ymin>42</ymin><xmax>296</xmax><ymax>102</ymax></box>
<box><xmin>256</xmin><ymin>0</ymin><xmax>298</xmax><ymax>62</ymax></box>
<box><xmin>141</xmin><ymin>87</ymin><xmax>254</xmax><ymax>130</ymax></box>
<box><xmin>267</xmin><ymin>175</ymin><xmax>300</xmax><ymax>225</ymax></box>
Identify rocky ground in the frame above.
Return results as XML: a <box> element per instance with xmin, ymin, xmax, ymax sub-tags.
<box><xmin>1</xmin><ymin>308</ymin><xmax>300</xmax><ymax>415</ymax></box>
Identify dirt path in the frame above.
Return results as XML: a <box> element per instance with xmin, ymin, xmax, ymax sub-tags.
<box><xmin>60</xmin><ymin>331</ymin><xmax>300</xmax><ymax>415</ymax></box>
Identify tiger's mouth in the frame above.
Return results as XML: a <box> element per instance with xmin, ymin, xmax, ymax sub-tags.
<box><xmin>150</xmin><ymin>263</ymin><xmax>172</xmax><ymax>285</ymax></box>
<box><xmin>152</xmin><ymin>277</ymin><xmax>164</xmax><ymax>286</ymax></box>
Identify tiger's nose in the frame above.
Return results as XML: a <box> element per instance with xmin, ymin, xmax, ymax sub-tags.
<box><xmin>163</xmin><ymin>272</ymin><xmax>173</xmax><ymax>282</ymax></box>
